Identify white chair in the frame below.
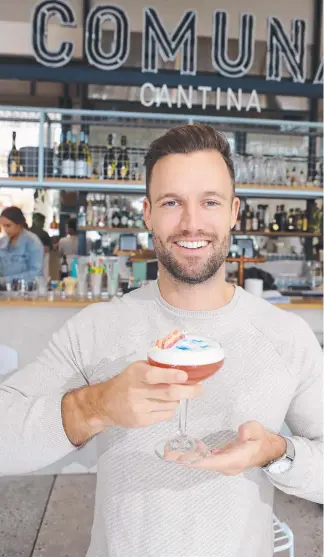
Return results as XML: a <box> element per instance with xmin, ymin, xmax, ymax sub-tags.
<box><xmin>273</xmin><ymin>514</ymin><xmax>294</xmax><ymax>556</ymax></box>
<box><xmin>0</xmin><ymin>344</ymin><xmax>18</xmax><ymax>379</ymax></box>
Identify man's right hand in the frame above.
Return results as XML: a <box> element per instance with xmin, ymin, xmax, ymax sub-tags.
<box><xmin>62</xmin><ymin>360</ymin><xmax>203</xmax><ymax>446</ymax></box>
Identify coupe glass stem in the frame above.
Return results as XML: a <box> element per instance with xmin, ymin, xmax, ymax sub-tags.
<box><xmin>178</xmin><ymin>400</ymin><xmax>189</xmax><ymax>437</ymax></box>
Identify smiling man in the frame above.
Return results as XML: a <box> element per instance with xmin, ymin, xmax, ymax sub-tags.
<box><xmin>0</xmin><ymin>124</ymin><xmax>322</xmax><ymax>557</ymax></box>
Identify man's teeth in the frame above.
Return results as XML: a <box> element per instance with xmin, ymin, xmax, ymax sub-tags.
<box><xmin>176</xmin><ymin>241</ymin><xmax>209</xmax><ymax>249</ymax></box>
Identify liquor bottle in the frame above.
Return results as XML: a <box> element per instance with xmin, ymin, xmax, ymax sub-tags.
<box><xmin>245</xmin><ymin>205</ymin><xmax>252</xmax><ymax>232</ymax></box>
<box><xmin>8</xmin><ymin>131</ymin><xmax>20</xmax><ymax>176</ymax></box>
<box><xmin>111</xmin><ymin>199</ymin><xmax>121</xmax><ymax>228</ymax></box>
<box><xmin>86</xmin><ymin>193</ymin><xmax>94</xmax><ymax>226</ymax></box>
<box><xmin>285</xmin><ymin>168</ymin><xmax>291</xmax><ymax>186</ymax></box>
<box><xmin>264</xmin><ymin>205</ymin><xmax>270</xmax><ymax>232</ymax></box>
<box><xmin>62</xmin><ymin>131</ymin><xmax>75</xmax><ymax>178</ymax></box>
<box><xmin>76</xmin><ymin>131</ymin><xmax>87</xmax><ymax>179</ymax></box>
<box><xmin>60</xmin><ymin>255</ymin><xmax>69</xmax><ymax>281</ymax></box>
<box><xmin>85</xmin><ymin>134</ymin><xmax>93</xmax><ymax>178</ymax></box>
<box><xmin>298</xmin><ymin>169</ymin><xmax>306</xmax><ymax>186</ymax></box>
<box><xmin>302</xmin><ymin>211</ymin><xmax>308</xmax><ymax>232</ymax></box>
<box><xmin>290</xmin><ymin>167</ymin><xmax>297</xmax><ymax>186</ymax></box>
<box><xmin>120</xmin><ymin>201</ymin><xmax>129</xmax><ymax>228</ymax></box>
<box><xmin>257</xmin><ymin>205</ymin><xmax>265</xmax><ymax>232</ymax></box>
<box><xmin>270</xmin><ymin>207</ymin><xmax>280</xmax><ymax>233</ymax></box>
<box><xmin>117</xmin><ymin>136</ymin><xmax>130</xmax><ymax>180</ymax></box>
<box><xmin>50</xmin><ymin>212</ymin><xmax>59</xmax><ymax>232</ymax></box>
<box><xmin>57</xmin><ymin>131</ymin><xmax>64</xmax><ymax>177</ymax></box>
<box><xmin>134</xmin><ymin>211</ymin><xmax>144</xmax><ymax>229</ymax></box>
<box><xmin>77</xmin><ymin>206</ymin><xmax>86</xmax><ymax>228</ymax></box>
<box><xmin>295</xmin><ymin>208</ymin><xmax>303</xmax><ymax>231</ymax></box>
<box><xmin>279</xmin><ymin>204</ymin><xmax>287</xmax><ymax>231</ymax></box>
<box><xmin>287</xmin><ymin>209</ymin><xmax>295</xmax><ymax>232</ymax></box>
<box><xmin>103</xmin><ymin>134</ymin><xmax>116</xmax><ymax>179</ymax></box>
<box><xmin>252</xmin><ymin>210</ymin><xmax>259</xmax><ymax>231</ymax></box>
<box><xmin>234</xmin><ymin>211</ymin><xmax>241</xmax><ymax>231</ymax></box>
<box><xmin>127</xmin><ymin>210</ymin><xmax>135</xmax><ymax>228</ymax></box>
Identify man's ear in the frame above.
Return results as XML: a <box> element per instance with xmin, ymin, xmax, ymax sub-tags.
<box><xmin>143</xmin><ymin>197</ymin><xmax>152</xmax><ymax>230</ymax></box>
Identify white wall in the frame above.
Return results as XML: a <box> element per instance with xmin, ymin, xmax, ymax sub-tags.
<box><xmin>0</xmin><ymin>0</ymin><xmax>315</xmax><ymax>57</ymax></box>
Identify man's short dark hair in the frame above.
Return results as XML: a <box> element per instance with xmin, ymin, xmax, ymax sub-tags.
<box><xmin>144</xmin><ymin>123</ymin><xmax>235</xmax><ymax>200</ymax></box>
<box><xmin>68</xmin><ymin>218</ymin><xmax>77</xmax><ymax>232</ymax></box>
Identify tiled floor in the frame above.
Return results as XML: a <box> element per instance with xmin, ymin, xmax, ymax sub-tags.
<box><xmin>0</xmin><ymin>474</ymin><xmax>322</xmax><ymax>557</ymax></box>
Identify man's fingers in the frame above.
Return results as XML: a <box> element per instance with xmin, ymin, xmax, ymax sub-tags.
<box><xmin>147</xmin><ymin>400</ymin><xmax>179</xmax><ymax>412</ymax></box>
<box><xmin>146</xmin><ymin>383</ymin><xmax>203</xmax><ymax>401</ymax></box>
<box><xmin>140</xmin><ymin>363</ymin><xmax>188</xmax><ymax>385</ymax></box>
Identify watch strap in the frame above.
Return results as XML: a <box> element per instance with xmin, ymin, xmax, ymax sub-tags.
<box><xmin>262</xmin><ymin>436</ymin><xmax>295</xmax><ymax>470</ymax></box>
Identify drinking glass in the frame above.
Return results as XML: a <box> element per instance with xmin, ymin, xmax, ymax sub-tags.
<box><xmin>148</xmin><ymin>332</ymin><xmax>224</xmax><ymax>464</ymax></box>
<box><xmin>91</xmin><ymin>272</ymin><xmax>103</xmax><ymax>298</ymax></box>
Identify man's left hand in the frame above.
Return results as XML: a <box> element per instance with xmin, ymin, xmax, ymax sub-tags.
<box><xmin>169</xmin><ymin>421</ymin><xmax>287</xmax><ymax>474</ymax></box>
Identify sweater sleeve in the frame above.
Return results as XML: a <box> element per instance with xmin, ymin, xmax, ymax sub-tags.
<box><xmin>265</xmin><ymin>320</ymin><xmax>323</xmax><ymax>503</ymax></box>
<box><xmin>0</xmin><ymin>314</ymin><xmax>90</xmax><ymax>475</ymax></box>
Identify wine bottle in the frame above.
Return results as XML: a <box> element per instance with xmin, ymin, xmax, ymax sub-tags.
<box><xmin>103</xmin><ymin>134</ymin><xmax>116</xmax><ymax>179</ymax></box>
<box><xmin>118</xmin><ymin>136</ymin><xmax>130</xmax><ymax>180</ymax></box>
<box><xmin>76</xmin><ymin>131</ymin><xmax>87</xmax><ymax>179</ymax></box>
<box><xmin>245</xmin><ymin>205</ymin><xmax>252</xmax><ymax>232</ymax></box>
<box><xmin>8</xmin><ymin>131</ymin><xmax>20</xmax><ymax>176</ymax></box>
<box><xmin>60</xmin><ymin>255</ymin><xmax>69</xmax><ymax>280</ymax></box>
<box><xmin>85</xmin><ymin>134</ymin><xmax>93</xmax><ymax>178</ymax></box>
<box><xmin>302</xmin><ymin>211</ymin><xmax>308</xmax><ymax>232</ymax></box>
<box><xmin>62</xmin><ymin>131</ymin><xmax>75</xmax><ymax>178</ymax></box>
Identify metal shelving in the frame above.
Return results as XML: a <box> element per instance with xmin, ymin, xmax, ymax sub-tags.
<box><xmin>0</xmin><ymin>106</ymin><xmax>323</xmax><ymax>199</ymax></box>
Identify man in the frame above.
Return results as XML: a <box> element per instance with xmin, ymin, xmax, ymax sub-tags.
<box><xmin>58</xmin><ymin>217</ymin><xmax>91</xmax><ymax>256</ymax></box>
<box><xmin>0</xmin><ymin>124</ymin><xmax>322</xmax><ymax>557</ymax></box>
<box><xmin>58</xmin><ymin>217</ymin><xmax>78</xmax><ymax>256</ymax></box>
<box><xmin>30</xmin><ymin>212</ymin><xmax>52</xmax><ymax>253</ymax></box>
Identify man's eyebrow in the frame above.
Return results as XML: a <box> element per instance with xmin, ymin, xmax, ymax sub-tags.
<box><xmin>154</xmin><ymin>190</ymin><xmax>228</xmax><ymax>203</ymax></box>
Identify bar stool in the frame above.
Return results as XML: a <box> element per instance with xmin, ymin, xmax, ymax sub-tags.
<box><xmin>273</xmin><ymin>514</ymin><xmax>294</xmax><ymax>556</ymax></box>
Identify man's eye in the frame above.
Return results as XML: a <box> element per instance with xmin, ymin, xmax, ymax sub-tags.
<box><xmin>205</xmin><ymin>200</ymin><xmax>219</xmax><ymax>207</ymax></box>
<box><xmin>163</xmin><ymin>201</ymin><xmax>178</xmax><ymax>207</ymax></box>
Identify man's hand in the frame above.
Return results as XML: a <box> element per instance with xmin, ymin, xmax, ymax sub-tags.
<box><xmin>170</xmin><ymin>421</ymin><xmax>287</xmax><ymax>474</ymax></box>
<box><xmin>62</xmin><ymin>360</ymin><xmax>202</xmax><ymax>445</ymax></box>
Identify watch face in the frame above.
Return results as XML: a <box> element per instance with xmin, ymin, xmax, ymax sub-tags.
<box><xmin>269</xmin><ymin>459</ymin><xmax>292</xmax><ymax>474</ymax></box>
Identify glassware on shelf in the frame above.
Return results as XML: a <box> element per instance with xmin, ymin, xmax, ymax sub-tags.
<box><xmin>91</xmin><ymin>270</ymin><xmax>103</xmax><ymax>298</ymax></box>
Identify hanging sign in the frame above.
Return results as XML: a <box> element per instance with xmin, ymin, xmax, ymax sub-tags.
<box><xmin>31</xmin><ymin>0</ymin><xmax>323</xmax><ymax>110</ymax></box>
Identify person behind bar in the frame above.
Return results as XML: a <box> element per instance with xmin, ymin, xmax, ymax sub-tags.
<box><xmin>58</xmin><ymin>217</ymin><xmax>78</xmax><ymax>256</ymax></box>
<box><xmin>30</xmin><ymin>212</ymin><xmax>52</xmax><ymax>254</ymax></box>
<box><xmin>0</xmin><ymin>126</ymin><xmax>322</xmax><ymax>557</ymax></box>
<box><xmin>0</xmin><ymin>206</ymin><xmax>44</xmax><ymax>283</ymax></box>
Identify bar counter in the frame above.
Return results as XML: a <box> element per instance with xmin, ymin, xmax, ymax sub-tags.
<box><xmin>0</xmin><ymin>297</ymin><xmax>322</xmax><ymax>310</ymax></box>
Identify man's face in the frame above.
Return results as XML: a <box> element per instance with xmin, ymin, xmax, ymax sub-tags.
<box><xmin>143</xmin><ymin>150</ymin><xmax>240</xmax><ymax>285</ymax></box>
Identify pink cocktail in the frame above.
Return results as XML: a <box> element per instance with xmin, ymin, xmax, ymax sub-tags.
<box><xmin>148</xmin><ymin>330</ymin><xmax>224</xmax><ymax>463</ymax></box>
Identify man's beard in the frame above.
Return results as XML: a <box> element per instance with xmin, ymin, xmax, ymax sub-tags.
<box><xmin>151</xmin><ymin>230</ymin><xmax>231</xmax><ymax>285</ymax></box>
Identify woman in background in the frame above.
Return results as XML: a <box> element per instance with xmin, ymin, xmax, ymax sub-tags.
<box><xmin>0</xmin><ymin>206</ymin><xmax>44</xmax><ymax>283</ymax></box>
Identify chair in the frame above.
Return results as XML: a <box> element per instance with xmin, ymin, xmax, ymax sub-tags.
<box><xmin>273</xmin><ymin>514</ymin><xmax>294</xmax><ymax>556</ymax></box>
<box><xmin>0</xmin><ymin>344</ymin><xmax>18</xmax><ymax>379</ymax></box>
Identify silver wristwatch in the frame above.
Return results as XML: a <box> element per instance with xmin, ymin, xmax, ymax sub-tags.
<box><xmin>262</xmin><ymin>436</ymin><xmax>295</xmax><ymax>474</ymax></box>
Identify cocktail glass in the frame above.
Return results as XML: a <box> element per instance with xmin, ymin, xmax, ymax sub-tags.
<box><xmin>148</xmin><ymin>332</ymin><xmax>224</xmax><ymax>464</ymax></box>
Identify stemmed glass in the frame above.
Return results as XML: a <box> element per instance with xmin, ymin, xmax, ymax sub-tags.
<box><xmin>148</xmin><ymin>331</ymin><xmax>224</xmax><ymax>464</ymax></box>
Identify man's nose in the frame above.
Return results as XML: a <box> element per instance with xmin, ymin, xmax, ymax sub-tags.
<box><xmin>179</xmin><ymin>204</ymin><xmax>202</xmax><ymax>231</ymax></box>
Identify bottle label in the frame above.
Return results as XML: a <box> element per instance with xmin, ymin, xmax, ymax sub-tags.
<box><xmin>112</xmin><ymin>217</ymin><xmax>120</xmax><ymax>227</ymax></box>
<box><xmin>10</xmin><ymin>160</ymin><xmax>17</xmax><ymax>175</ymax></box>
<box><xmin>76</xmin><ymin>160</ymin><xmax>87</xmax><ymax>178</ymax></box>
<box><xmin>120</xmin><ymin>164</ymin><xmax>129</xmax><ymax>178</ymax></box>
<box><xmin>121</xmin><ymin>216</ymin><xmax>128</xmax><ymax>226</ymax></box>
<box><xmin>107</xmin><ymin>164</ymin><xmax>116</xmax><ymax>179</ymax></box>
<box><xmin>62</xmin><ymin>160</ymin><xmax>75</xmax><ymax>177</ymax></box>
